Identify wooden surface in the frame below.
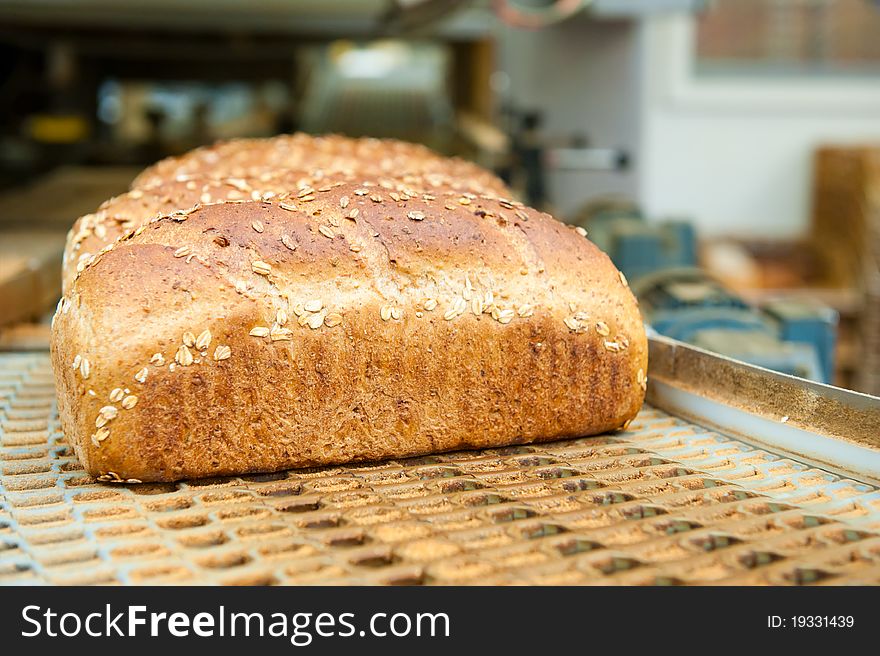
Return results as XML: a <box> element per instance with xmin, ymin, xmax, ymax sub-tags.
<box><xmin>0</xmin><ymin>165</ymin><xmax>139</xmax><ymax>228</ymax></box>
<box><xmin>0</xmin><ymin>321</ymin><xmax>51</xmax><ymax>351</ymax></box>
<box><xmin>0</xmin><ymin>166</ymin><xmax>139</xmax><ymax>333</ymax></box>
<box><xmin>0</xmin><ymin>230</ymin><xmax>65</xmax><ymax>328</ymax></box>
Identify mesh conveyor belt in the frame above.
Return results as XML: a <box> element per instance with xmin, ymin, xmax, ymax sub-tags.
<box><xmin>2</xmin><ymin>353</ymin><xmax>880</xmax><ymax>585</ymax></box>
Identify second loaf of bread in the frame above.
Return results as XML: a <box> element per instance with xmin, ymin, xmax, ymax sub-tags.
<box><xmin>51</xmin><ymin>180</ymin><xmax>647</xmax><ymax>482</ymax></box>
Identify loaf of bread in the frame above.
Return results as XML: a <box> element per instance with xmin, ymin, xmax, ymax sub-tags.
<box><xmin>51</xmin><ymin>139</ymin><xmax>646</xmax><ymax>483</ymax></box>
<box><xmin>132</xmin><ymin>134</ymin><xmax>505</xmax><ymax>191</ymax></box>
<box><xmin>63</xmin><ymin>166</ymin><xmax>507</xmax><ymax>293</ymax></box>
<box><xmin>64</xmin><ymin>134</ymin><xmax>508</xmax><ymax>295</ymax></box>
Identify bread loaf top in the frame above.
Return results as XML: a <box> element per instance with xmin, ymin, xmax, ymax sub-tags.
<box><xmin>71</xmin><ymin>180</ymin><xmax>634</xmax><ymax>324</ymax></box>
<box><xmin>64</xmin><ymin>163</ymin><xmax>509</xmax><ymax>293</ymax></box>
<box><xmin>132</xmin><ymin>134</ymin><xmax>505</xmax><ymax>192</ymax></box>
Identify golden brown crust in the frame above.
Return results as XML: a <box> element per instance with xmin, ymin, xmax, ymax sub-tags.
<box><xmin>63</xmin><ymin>134</ymin><xmax>508</xmax><ymax>294</ymax></box>
<box><xmin>131</xmin><ymin>134</ymin><xmax>506</xmax><ymax>191</ymax></box>
<box><xmin>51</xmin><ymin>179</ymin><xmax>646</xmax><ymax>482</ymax></box>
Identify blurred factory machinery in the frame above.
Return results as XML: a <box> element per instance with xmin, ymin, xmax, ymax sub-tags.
<box><xmin>573</xmin><ymin>199</ymin><xmax>838</xmax><ymax>384</ymax></box>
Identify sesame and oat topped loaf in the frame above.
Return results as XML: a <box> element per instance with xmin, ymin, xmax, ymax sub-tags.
<box><xmin>51</xmin><ymin>135</ymin><xmax>646</xmax><ymax>483</ymax></box>
<box><xmin>62</xmin><ymin>164</ymin><xmax>507</xmax><ymax>293</ymax></box>
<box><xmin>63</xmin><ymin>133</ymin><xmax>508</xmax><ymax>294</ymax></box>
<box><xmin>131</xmin><ymin>133</ymin><xmax>506</xmax><ymax>192</ymax></box>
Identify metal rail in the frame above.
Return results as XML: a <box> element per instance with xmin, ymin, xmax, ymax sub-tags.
<box><xmin>647</xmin><ymin>334</ymin><xmax>880</xmax><ymax>485</ymax></box>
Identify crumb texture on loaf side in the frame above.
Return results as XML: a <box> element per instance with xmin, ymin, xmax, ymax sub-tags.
<box><xmin>52</xmin><ymin>175</ymin><xmax>646</xmax><ymax>483</ymax></box>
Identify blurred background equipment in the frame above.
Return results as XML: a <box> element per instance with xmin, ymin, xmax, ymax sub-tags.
<box><xmin>571</xmin><ymin>197</ymin><xmax>696</xmax><ymax>282</ymax></box>
<box><xmin>574</xmin><ymin>198</ymin><xmax>837</xmax><ymax>384</ymax></box>
<box><xmin>0</xmin><ymin>0</ymin><xmax>878</xmax><ymax>391</ymax></box>
<box><xmin>634</xmin><ymin>268</ymin><xmax>836</xmax><ymax>384</ymax></box>
<box><xmin>809</xmin><ymin>145</ymin><xmax>880</xmax><ymax>395</ymax></box>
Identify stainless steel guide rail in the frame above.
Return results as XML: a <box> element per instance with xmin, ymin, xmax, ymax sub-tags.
<box><xmin>646</xmin><ymin>335</ymin><xmax>880</xmax><ymax>486</ymax></box>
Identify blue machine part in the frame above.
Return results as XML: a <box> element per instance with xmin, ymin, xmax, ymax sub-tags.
<box><xmin>611</xmin><ymin>220</ymin><xmax>697</xmax><ymax>282</ymax></box>
<box><xmin>572</xmin><ymin>201</ymin><xmax>697</xmax><ymax>282</ymax></box>
<box><xmin>572</xmin><ymin>202</ymin><xmax>837</xmax><ymax>384</ymax></box>
<box><xmin>764</xmin><ymin>300</ymin><xmax>838</xmax><ymax>386</ymax></box>
<box><xmin>631</xmin><ymin>268</ymin><xmax>837</xmax><ymax>384</ymax></box>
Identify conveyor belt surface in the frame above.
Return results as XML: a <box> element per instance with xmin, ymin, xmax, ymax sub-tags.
<box><xmin>2</xmin><ymin>343</ymin><xmax>879</xmax><ymax>585</ymax></box>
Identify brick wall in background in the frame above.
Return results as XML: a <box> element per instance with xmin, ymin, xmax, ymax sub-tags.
<box><xmin>696</xmin><ymin>0</ymin><xmax>880</xmax><ymax>71</ymax></box>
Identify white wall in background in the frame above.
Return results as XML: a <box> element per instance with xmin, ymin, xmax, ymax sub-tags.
<box><xmin>495</xmin><ymin>17</ymin><xmax>643</xmax><ymax>219</ymax></box>
<box><xmin>638</xmin><ymin>16</ymin><xmax>880</xmax><ymax>238</ymax></box>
